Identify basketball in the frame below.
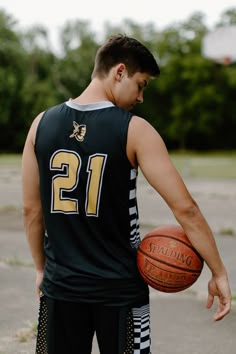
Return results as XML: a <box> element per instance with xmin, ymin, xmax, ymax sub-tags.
<box><xmin>137</xmin><ymin>224</ymin><xmax>204</xmax><ymax>293</ymax></box>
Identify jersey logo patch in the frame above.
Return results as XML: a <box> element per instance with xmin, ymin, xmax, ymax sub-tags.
<box><xmin>69</xmin><ymin>121</ymin><xmax>86</xmax><ymax>142</ymax></box>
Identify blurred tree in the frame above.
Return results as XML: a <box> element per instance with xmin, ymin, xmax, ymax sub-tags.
<box><xmin>19</xmin><ymin>25</ymin><xmax>59</xmax><ymax>150</ymax></box>
<box><xmin>216</xmin><ymin>7</ymin><xmax>236</xmax><ymax>26</ymax></box>
<box><xmin>56</xmin><ymin>20</ymin><xmax>98</xmax><ymax>98</ymax></box>
<box><xmin>142</xmin><ymin>13</ymin><xmax>235</xmax><ymax>150</ymax></box>
<box><xmin>0</xmin><ymin>10</ymin><xmax>28</xmax><ymax>151</ymax></box>
<box><xmin>1</xmin><ymin>9</ymin><xmax>236</xmax><ymax>152</ymax></box>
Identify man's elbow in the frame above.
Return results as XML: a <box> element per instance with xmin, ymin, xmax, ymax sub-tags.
<box><xmin>23</xmin><ymin>203</ymin><xmax>43</xmax><ymax>227</ymax></box>
<box><xmin>173</xmin><ymin>198</ymin><xmax>202</xmax><ymax>222</ymax></box>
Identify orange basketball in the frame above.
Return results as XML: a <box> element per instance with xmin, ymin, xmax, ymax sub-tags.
<box><xmin>137</xmin><ymin>225</ymin><xmax>204</xmax><ymax>293</ymax></box>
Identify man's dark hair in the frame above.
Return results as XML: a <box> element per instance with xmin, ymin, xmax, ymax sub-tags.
<box><xmin>92</xmin><ymin>34</ymin><xmax>160</xmax><ymax>78</ymax></box>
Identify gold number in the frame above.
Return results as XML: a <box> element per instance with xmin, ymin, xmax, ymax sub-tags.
<box><xmin>86</xmin><ymin>154</ymin><xmax>107</xmax><ymax>216</ymax></box>
<box><xmin>50</xmin><ymin>150</ymin><xmax>81</xmax><ymax>213</ymax></box>
<box><xmin>50</xmin><ymin>150</ymin><xmax>107</xmax><ymax>216</ymax></box>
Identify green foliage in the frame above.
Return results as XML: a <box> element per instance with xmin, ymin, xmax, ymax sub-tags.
<box><xmin>56</xmin><ymin>20</ymin><xmax>98</xmax><ymax>99</ymax></box>
<box><xmin>216</xmin><ymin>7</ymin><xmax>236</xmax><ymax>26</ymax></box>
<box><xmin>1</xmin><ymin>7</ymin><xmax>236</xmax><ymax>152</ymax></box>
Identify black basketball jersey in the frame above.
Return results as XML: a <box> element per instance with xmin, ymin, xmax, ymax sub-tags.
<box><xmin>35</xmin><ymin>100</ymin><xmax>149</xmax><ymax>305</ymax></box>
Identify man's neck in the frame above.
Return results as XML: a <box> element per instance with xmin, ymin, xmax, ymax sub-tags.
<box><xmin>73</xmin><ymin>78</ymin><xmax>114</xmax><ymax>105</ymax></box>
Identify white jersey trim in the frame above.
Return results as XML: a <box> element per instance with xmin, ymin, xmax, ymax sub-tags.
<box><xmin>66</xmin><ymin>100</ymin><xmax>115</xmax><ymax>111</ymax></box>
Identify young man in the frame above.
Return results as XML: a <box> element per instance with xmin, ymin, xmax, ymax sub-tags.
<box><xmin>22</xmin><ymin>34</ymin><xmax>231</xmax><ymax>354</ymax></box>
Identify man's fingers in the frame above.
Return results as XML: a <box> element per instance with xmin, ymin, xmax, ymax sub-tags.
<box><xmin>206</xmin><ymin>293</ymin><xmax>214</xmax><ymax>309</ymax></box>
<box><xmin>213</xmin><ymin>300</ymin><xmax>231</xmax><ymax>321</ymax></box>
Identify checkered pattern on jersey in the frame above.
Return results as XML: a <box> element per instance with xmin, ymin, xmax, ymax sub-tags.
<box><xmin>125</xmin><ymin>303</ymin><xmax>151</xmax><ymax>354</ymax></box>
<box><xmin>129</xmin><ymin>169</ymin><xmax>141</xmax><ymax>249</ymax></box>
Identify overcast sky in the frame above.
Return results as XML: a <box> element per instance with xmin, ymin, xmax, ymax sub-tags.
<box><xmin>1</xmin><ymin>0</ymin><xmax>236</xmax><ymax>51</ymax></box>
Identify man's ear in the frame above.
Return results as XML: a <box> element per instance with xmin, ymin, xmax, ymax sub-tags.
<box><xmin>114</xmin><ymin>63</ymin><xmax>126</xmax><ymax>81</ymax></box>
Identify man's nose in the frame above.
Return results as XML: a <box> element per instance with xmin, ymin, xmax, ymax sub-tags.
<box><xmin>136</xmin><ymin>92</ymin><xmax>143</xmax><ymax>103</ymax></box>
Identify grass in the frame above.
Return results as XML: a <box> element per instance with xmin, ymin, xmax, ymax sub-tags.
<box><xmin>170</xmin><ymin>151</ymin><xmax>236</xmax><ymax>179</ymax></box>
<box><xmin>0</xmin><ymin>205</ymin><xmax>21</xmax><ymax>212</ymax></box>
<box><xmin>0</xmin><ymin>154</ymin><xmax>22</xmax><ymax>166</ymax></box>
<box><xmin>219</xmin><ymin>227</ymin><xmax>235</xmax><ymax>236</ymax></box>
<box><xmin>16</xmin><ymin>321</ymin><xmax>37</xmax><ymax>343</ymax></box>
<box><xmin>1</xmin><ymin>257</ymin><xmax>34</xmax><ymax>268</ymax></box>
<box><xmin>1</xmin><ymin>152</ymin><xmax>236</xmax><ymax>178</ymax></box>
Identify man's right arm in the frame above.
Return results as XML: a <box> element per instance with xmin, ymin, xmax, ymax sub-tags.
<box><xmin>21</xmin><ymin>113</ymin><xmax>45</xmax><ymax>298</ymax></box>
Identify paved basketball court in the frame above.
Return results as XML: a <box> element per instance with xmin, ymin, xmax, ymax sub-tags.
<box><xmin>0</xmin><ymin>164</ymin><xmax>235</xmax><ymax>353</ymax></box>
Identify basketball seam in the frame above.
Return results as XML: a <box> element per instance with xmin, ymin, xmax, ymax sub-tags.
<box><xmin>137</xmin><ymin>248</ymin><xmax>202</xmax><ymax>273</ymax></box>
<box><xmin>137</xmin><ymin>263</ymin><xmax>193</xmax><ymax>292</ymax></box>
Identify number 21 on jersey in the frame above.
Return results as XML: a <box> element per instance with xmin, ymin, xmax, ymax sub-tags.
<box><xmin>50</xmin><ymin>150</ymin><xmax>107</xmax><ymax>217</ymax></box>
